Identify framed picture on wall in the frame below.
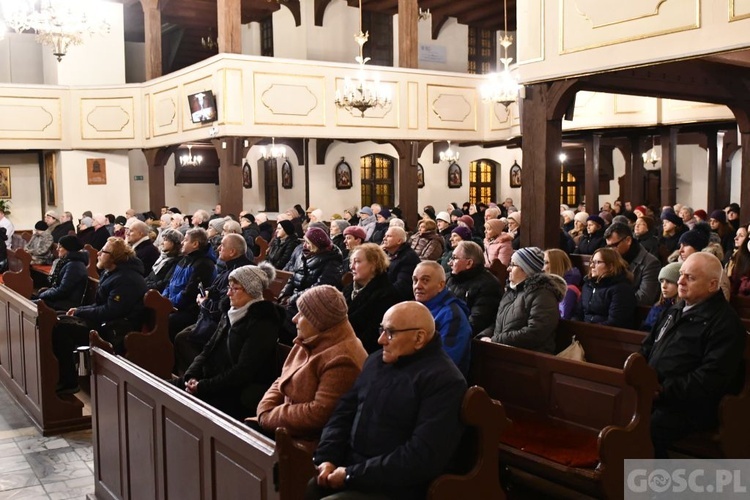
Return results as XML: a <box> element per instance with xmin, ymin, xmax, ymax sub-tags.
<box><xmin>87</xmin><ymin>158</ymin><xmax>107</xmax><ymax>185</ymax></box>
<box><xmin>417</xmin><ymin>164</ymin><xmax>424</xmax><ymax>189</ymax></box>
<box><xmin>281</xmin><ymin>160</ymin><xmax>293</xmax><ymax>189</ymax></box>
<box><xmin>0</xmin><ymin>166</ymin><xmax>10</xmax><ymax>199</ymax></box>
<box><xmin>44</xmin><ymin>153</ymin><xmax>57</xmax><ymax>206</ymax></box>
<box><xmin>448</xmin><ymin>162</ymin><xmax>462</xmax><ymax>188</ymax></box>
<box><xmin>335</xmin><ymin>158</ymin><xmax>352</xmax><ymax>190</ymax></box>
<box><xmin>509</xmin><ymin>161</ymin><xmax>522</xmax><ymax>188</ymax></box>
<box><xmin>242</xmin><ymin>161</ymin><xmax>252</xmax><ymax>189</ymax></box>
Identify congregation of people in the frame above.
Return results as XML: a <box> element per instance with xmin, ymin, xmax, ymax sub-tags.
<box><xmin>18</xmin><ymin>195</ymin><xmax>750</xmax><ymax>496</ymax></box>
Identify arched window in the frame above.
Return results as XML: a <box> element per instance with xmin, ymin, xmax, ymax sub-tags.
<box><xmin>361</xmin><ymin>154</ymin><xmax>395</xmax><ymax>207</ymax></box>
<box><xmin>469</xmin><ymin>159</ymin><xmax>497</xmax><ymax>205</ymax></box>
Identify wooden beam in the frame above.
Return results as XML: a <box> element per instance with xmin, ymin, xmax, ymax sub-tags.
<box><xmin>390</xmin><ymin>140</ymin><xmax>429</xmax><ymax>231</ymax></box>
<box><xmin>660</xmin><ymin>128</ymin><xmax>678</xmax><ymax>208</ymax></box>
<box><xmin>139</xmin><ymin>0</ymin><xmax>163</xmax><ymax>79</ymax></box>
<box><xmin>212</xmin><ymin>138</ymin><xmax>243</xmax><ymax>217</ymax></box>
<box><xmin>397</xmin><ymin>0</ymin><xmax>418</xmax><ymax>69</ymax></box>
<box><xmin>143</xmin><ymin>146</ymin><xmax>178</xmax><ymax>213</ymax></box>
<box><xmin>217</xmin><ymin>0</ymin><xmax>241</xmax><ymax>53</ymax></box>
<box><xmin>706</xmin><ymin>129</ymin><xmax>718</xmax><ymax>212</ymax></box>
<box><xmin>584</xmin><ymin>134</ymin><xmax>601</xmax><ymax>214</ymax></box>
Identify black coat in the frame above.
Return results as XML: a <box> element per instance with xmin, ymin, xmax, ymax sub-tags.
<box><xmin>51</xmin><ymin>220</ymin><xmax>75</xmax><ymax>243</ymax></box>
<box><xmin>577</xmin><ymin>273</ymin><xmax>636</xmax><ymax>328</ymax></box>
<box><xmin>314</xmin><ymin>336</ymin><xmax>467</xmax><ymax>500</ymax></box>
<box><xmin>447</xmin><ymin>266</ymin><xmax>502</xmax><ymax>335</ymax></box>
<box><xmin>183</xmin><ymin>300</ymin><xmax>284</xmax><ymax>419</ymax></box>
<box><xmin>370</xmin><ymin>222</ymin><xmax>389</xmax><ymax>245</ymax></box>
<box><xmin>134</xmin><ymin>239</ymin><xmax>160</xmax><ymax>276</ymax></box>
<box><xmin>74</xmin><ymin>257</ymin><xmax>147</xmax><ymax>337</ymax></box>
<box><xmin>242</xmin><ymin>224</ymin><xmax>261</xmax><ymax>256</ymax></box>
<box><xmin>281</xmin><ymin>246</ymin><xmax>344</xmax><ymax>304</ymax></box>
<box><xmin>575</xmin><ymin>228</ymin><xmax>606</xmax><ymax>255</ymax></box>
<box><xmin>637</xmin><ymin>233</ymin><xmax>660</xmax><ymax>258</ymax></box>
<box><xmin>267</xmin><ymin>236</ymin><xmax>299</xmax><ymax>270</ymax></box>
<box><xmin>258</xmin><ymin>221</ymin><xmax>274</xmax><ymax>243</ymax></box>
<box><xmin>344</xmin><ymin>273</ymin><xmax>402</xmax><ymax>353</ymax></box>
<box><xmin>386</xmin><ymin>244</ymin><xmax>421</xmax><ymax>300</ymax></box>
<box><xmin>37</xmin><ymin>250</ymin><xmax>89</xmax><ymax>311</ymax></box>
<box><xmin>642</xmin><ymin>291</ymin><xmax>745</xmax><ymax>422</ymax></box>
<box><xmin>144</xmin><ymin>254</ymin><xmax>178</xmax><ymax>292</ymax></box>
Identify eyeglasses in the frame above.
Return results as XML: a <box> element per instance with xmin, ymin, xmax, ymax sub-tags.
<box><xmin>378</xmin><ymin>326</ymin><xmax>420</xmax><ymax>341</ymax></box>
<box><xmin>227</xmin><ymin>286</ymin><xmax>245</xmax><ymax>293</ymax></box>
<box><xmin>607</xmin><ymin>238</ymin><xmax>626</xmax><ymax>248</ymax></box>
<box><xmin>98</xmin><ymin>250</ymin><xmax>112</xmax><ymax>255</ymax></box>
<box><xmin>507</xmin><ymin>262</ymin><xmax>517</xmax><ymax>268</ymax></box>
<box><xmin>448</xmin><ymin>255</ymin><xmax>467</xmax><ymax>263</ymax></box>
<box><xmin>591</xmin><ymin>260</ymin><xmax>606</xmax><ymax>266</ymax></box>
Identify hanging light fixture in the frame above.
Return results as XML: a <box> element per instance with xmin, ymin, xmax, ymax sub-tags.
<box><xmin>0</xmin><ymin>0</ymin><xmax>111</xmax><ymax>61</ymax></box>
<box><xmin>333</xmin><ymin>0</ymin><xmax>391</xmax><ymax>117</ymax></box>
<box><xmin>439</xmin><ymin>141</ymin><xmax>459</xmax><ymax>163</ymax></box>
<box><xmin>480</xmin><ymin>0</ymin><xmax>521</xmax><ymax>109</ymax></box>
<box><xmin>260</xmin><ymin>138</ymin><xmax>287</xmax><ymax>161</ymax></box>
<box><xmin>642</xmin><ymin>136</ymin><xmax>660</xmax><ymax>167</ymax></box>
<box><xmin>180</xmin><ymin>145</ymin><xmax>203</xmax><ymax>167</ymax></box>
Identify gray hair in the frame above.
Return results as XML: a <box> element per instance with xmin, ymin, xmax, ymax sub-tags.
<box><xmin>386</xmin><ymin>226</ymin><xmax>407</xmax><ymax>243</ymax></box>
<box><xmin>456</xmin><ymin>241</ymin><xmax>484</xmax><ymax>268</ymax></box>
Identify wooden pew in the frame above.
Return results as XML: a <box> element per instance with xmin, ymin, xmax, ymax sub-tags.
<box><xmin>255</xmin><ymin>235</ymin><xmax>269</xmax><ymax>262</ymax></box>
<box><xmin>83</xmin><ymin>244</ymin><xmax>99</xmax><ymax>279</ymax></box>
<box><xmin>89</xmin><ymin>290</ymin><xmax>175</xmax><ymax>380</ymax></box>
<box><xmin>470</xmin><ymin>339</ymin><xmax>657</xmax><ymax>499</ymax></box>
<box><xmin>488</xmin><ymin>258</ymin><xmax>508</xmax><ymax>285</ymax></box>
<box><xmin>569</xmin><ymin>253</ymin><xmax>591</xmax><ymax>279</ymax></box>
<box><xmin>0</xmin><ymin>285</ymin><xmax>90</xmax><ymax>435</ymax></box>
<box><xmin>731</xmin><ymin>294</ymin><xmax>750</xmax><ymax>319</ymax></box>
<box><xmin>263</xmin><ymin>269</ymin><xmax>292</xmax><ymax>302</ymax></box>
<box><xmin>89</xmin><ymin>347</ymin><xmax>315</xmax><ymax>500</ymax></box>
<box><xmin>3</xmin><ymin>247</ymin><xmax>33</xmax><ymax>298</ymax></box>
<box><xmin>556</xmin><ymin>319</ymin><xmax>750</xmax><ymax>459</ymax></box>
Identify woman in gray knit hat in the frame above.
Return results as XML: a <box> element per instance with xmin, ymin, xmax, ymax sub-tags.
<box><xmin>145</xmin><ymin>228</ymin><xmax>183</xmax><ymax>291</ymax></box>
<box><xmin>177</xmin><ymin>262</ymin><xmax>285</xmax><ymax>420</ymax></box>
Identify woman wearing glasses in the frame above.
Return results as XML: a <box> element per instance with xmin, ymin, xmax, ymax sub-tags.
<box><xmin>177</xmin><ymin>263</ymin><xmax>283</xmax><ymax>420</ymax></box>
<box><xmin>253</xmin><ymin>285</ymin><xmax>367</xmax><ymax>453</ymax></box>
<box><xmin>577</xmin><ymin>247</ymin><xmax>637</xmax><ymax>328</ymax></box>
<box><xmin>479</xmin><ymin>247</ymin><xmax>566</xmax><ymax>354</ymax></box>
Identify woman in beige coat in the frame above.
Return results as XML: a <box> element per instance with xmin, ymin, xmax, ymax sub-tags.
<box><xmin>252</xmin><ymin>285</ymin><xmax>367</xmax><ymax>451</ymax></box>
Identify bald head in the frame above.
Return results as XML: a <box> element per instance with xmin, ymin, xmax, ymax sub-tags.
<box><xmin>379</xmin><ymin>302</ymin><xmax>436</xmax><ymax>363</ymax></box>
<box><xmin>678</xmin><ymin>252</ymin><xmax>722</xmax><ymax>305</ymax></box>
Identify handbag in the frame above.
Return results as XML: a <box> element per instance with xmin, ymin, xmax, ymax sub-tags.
<box><xmin>557</xmin><ymin>335</ymin><xmax>586</xmax><ymax>362</ymax></box>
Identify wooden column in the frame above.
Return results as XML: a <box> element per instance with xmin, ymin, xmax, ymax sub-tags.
<box><xmin>717</xmin><ymin>130</ymin><xmax>738</xmax><ymax>210</ymax></box>
<box><xmin>584</xmin><ymin>134</ymin><xmax>600</xmax><ymax>213</ymax></box>
<box><xmin>660</xmin><ymin>128</ymin><xmax>678</xmax><ymax>208</ymax></box>
<box><xmin>627</xmin><ymin>136</ymin><xmax>644</xmax><ymax>205</ymax></box>
<box><xmin>390</xmin><ymin>140</ymin><xmax>429</xmax><ymax>231</ymax></box>
<box><xmin>217</xmin><ymin>0</ymin><xmax>242</xmax><ymax>53</ymax></box>
<box><xmin>140</xmin><ymin>0</ymin><xmax>162</xmax><ymax>79</ymax></box>
<box><xmin>397</xmin><ymin>0</ymin><xmax>418</xmax><ymax>68</ymax></box>
<box><xmin>706</xmin><ymin>129</ymin><xmax>718</xmax><ymax>213</ymax></box>
<box><xmin>143</xmin><ymin>146</ymin><xmax>177</xmax><ymax>214</ymax></box>
<box><xmin>741</xmin><ymin>132</ymin><xmax>750</xmax><ymax>223</ymax></box>
<box><xmin>520</xmin><ymin>83</ymin><xmax>566</xmax><ymax>250</ymax></box>
<box><xmin>212</xmin><ymin>138</ymin><xmax>243</xmax><ymax>216</ymax></box>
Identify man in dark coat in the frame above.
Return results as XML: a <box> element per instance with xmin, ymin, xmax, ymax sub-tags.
<box><xmin>642</xmin><ymin>252</ymin><xmax>746</xmax><ymax>457</ymax></box>
<box><xmin>52</xmin><ymin>237</ymin><xmax>147</xmax><ymax>393</ymax></box>
<box><xmin>604</xmin><ymin>222</ymin><xmax>660</xmax><ymax>306</ymax></box>
<box><xmin>446</xmin><ymin>241</ymin><xmax>502</xmax><ymax>335</ymax></box>
<box><xmin>309</xmin><ymin>302</ymin><xmax>467</xmax><ymax>500</ymax></box>
<box><xmin>51</xmin><ymin>211</ymin><xmax>76</xmax><ymax>243</ymax></box>
<box><xmin>382</xmin><ymin>227</ymin><xmax>420</xmax><ymax>300</ymax></box>
<box><xmin>173</xmin><ymin>234</ymin><xmax>253</xmax><ymax>373</ymax></box>
<box><xmin>36</xmin><ymin>235</ymin><xmax>89</xmax><ymax>311</ymax></box>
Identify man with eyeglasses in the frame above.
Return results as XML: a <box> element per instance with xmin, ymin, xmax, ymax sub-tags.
<box><xmin>309</xmin><ymin>301</ymin><xmax>467</xmax><ymax>500</ymax></box>
<box><xmin>446</xmin><ymin>241</ymin><xmax>502</xmax><ymax>335</ymax></box>
<box><xmin>412</xmin><ymin>261</ymin><xmax>472</xmax><ymax>375</ymax></box>
<box><xmin>603</xmin><ymin>222</ymin><xmax>661</xmax><ymax>306</ymax></box>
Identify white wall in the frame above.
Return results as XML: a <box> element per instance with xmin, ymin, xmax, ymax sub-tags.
<box><xmin>162</xmin><ymin>155</ymin><xmax>220</xmax><ymax>216</ymax></box>
<box><xmin>413</xmin><ymin>17</ymin><xmax>469</xmax><ymax>73</ymax></box>
<box><xmin>54</xmin><ymin>150</ymin><xmax>132</xmax><ymax>221</ymax></box>
<box><xmin>0</xmin><ymin>152</ymin><xmax>43</xmax><ymax>229</ymax></box>
<box><xmin>0</xmin><ymin>33</ymin><xmax>44</xmax><ymax>84</ymax></box>
<box><xmin>242</xmin><ymin>23</ymin><xmax>262</xmax><ymax>56</ymax></box>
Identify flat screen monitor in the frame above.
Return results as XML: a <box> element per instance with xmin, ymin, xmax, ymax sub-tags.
<box><xmin>188</xmin><ymin>90</ymin><xmax>218</xmax><ymax>124</ymax></box>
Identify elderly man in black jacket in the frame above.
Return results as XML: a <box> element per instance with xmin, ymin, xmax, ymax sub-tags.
<box><xmin>446</xmin><ymin>241</ymin><xmax>502</xmax><ymax>335</ymax></box>
<box><xmin>52</xmin><ymin>237</ymin><xmax>147</xmax><ymax>394</ymax></box>
<box><xmin>382</xmin><ymin>226</ymin><xmax>420</xmax><ymax>300</ymax></box>
<box><xmin>309</xmin><ymin>301</ymin><xmax>466</xmax><ymax>500</ymax></box>
<box><xmin>642</xmin><ymin>252</ymin><xmax>746</xmax><ymax>457</ymax></box>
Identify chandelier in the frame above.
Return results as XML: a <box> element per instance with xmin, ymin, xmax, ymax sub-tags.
<box><xmin>333</xmin><ymin>0</ymin><xmax>391</xmax><ymax>117</ymax></box>
<box><xmin>180</xmin><ymin>145</ymin><xmax>203</xmax><ymax>167</ymax></box>
<box><xmin>439</xmin><ymin>141</ymin><xmax>459</xmax><ymax>163</ymax></box>
<box><xmin>260</xmin><ymin>138</ymin><xmax>286</xmax><ymax>160</ymax></box>
<box><xmin>480</xmin><ymin>0</ymin><xmax>521</xmax><ymax>109</ymax></box>
<box><xmin>642</xmin><ymin>136</ymin><xmax>660</xmax><ymax>167</ymax></box>
<box><xmin>0</xmin><ymin>0</ymin><xmax>110</xmax><ymax>61</ymax></box>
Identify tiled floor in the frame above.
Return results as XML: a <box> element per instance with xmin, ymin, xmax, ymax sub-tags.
<box><xmin>0</xmin><ymin>383</ymin><xmax>94</xmax><ymax>499</ymax></box>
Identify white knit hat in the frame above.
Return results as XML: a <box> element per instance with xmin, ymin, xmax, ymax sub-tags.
<box><xmin>229</xmin><ymin>262</ymin><xmax>276</xmax><ymax>298</ymax></box>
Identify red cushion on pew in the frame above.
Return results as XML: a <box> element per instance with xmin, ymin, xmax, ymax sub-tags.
<box><xmin>32</xmin><ymin>264</ymin><xmax>53</xmax><ymax>274</ymax></box>
<box><xmin>500</xmin><ymin>416</ymin><xmax>599</xmax><ymax>468</ymax></box>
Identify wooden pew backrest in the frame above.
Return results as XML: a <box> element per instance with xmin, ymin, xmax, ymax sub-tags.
<box><xmin>3</xmin><ymin>248</ymin><xmax>33</xmax><ymax>298</ymax></box>
<box><xmin>556</xmin><ymin>319</ymin><xmax>645</xmax><ymax>369</ymax></box>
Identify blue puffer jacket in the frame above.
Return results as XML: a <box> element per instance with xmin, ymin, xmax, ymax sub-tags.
<box><xmin>162</xmin><ymin>245</ymin><xmax>217</xmax><ymax>311</ymax></box>
<box><xmin>422</xmin><ymin>288</ymin><xmax>472</xmax><ymax>376</ymax></box>
<box><xmin>38</xmin><ymin>250</ymin><xmax>89</xmax><ymax>310</ymax></box>
<box><xmin>578</xmin><ymin>273</ymin><xmax>637</xmax><ymax>328</ymax></box>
